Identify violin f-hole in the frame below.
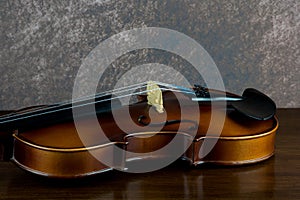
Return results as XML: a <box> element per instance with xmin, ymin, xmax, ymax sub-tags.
<box><xmin>137</xmin><ymin>115</ymin><xmax>198</xmax><ymax>130</ymax></box>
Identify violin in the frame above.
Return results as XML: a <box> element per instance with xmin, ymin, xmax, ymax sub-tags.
<box><xmin>0</xmin><ymin>82</ymin><xmax>278</xmax><ymax>178</ymax></box>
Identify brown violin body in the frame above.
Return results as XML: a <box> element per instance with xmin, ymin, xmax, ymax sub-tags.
<box><xmin>0</xmin><ymin>85</ymin><xmax>278</xmax><ymax>178</ymax></box>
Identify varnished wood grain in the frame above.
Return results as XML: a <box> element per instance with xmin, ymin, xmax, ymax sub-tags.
<box><xmin>0</xmin><ymin>108</ymin><xmax>299</xmax><ymax>199</ymax></box>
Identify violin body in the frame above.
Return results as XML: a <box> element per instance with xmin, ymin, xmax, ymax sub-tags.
<box><xmin>0</xmin><ymin>84</ymin><xmax>278</xmax><ymax>178</ymax></box>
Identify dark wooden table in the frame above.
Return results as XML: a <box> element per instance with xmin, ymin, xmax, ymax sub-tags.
<box><xmin>0</xmin><ymin>109</ymin><xmax>299</xmax><ymax>199</ymax></box>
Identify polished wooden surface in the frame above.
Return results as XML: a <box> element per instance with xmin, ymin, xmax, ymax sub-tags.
<box><xmin>0</xmin><ymin>108</ymin><xmax>299</xmax><ymax>199</ymax></box>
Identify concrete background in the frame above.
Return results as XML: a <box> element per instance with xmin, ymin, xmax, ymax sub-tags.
<box><xmin>0</xmin><ymin>0</ymin><xmax>299</xmax><ymax>110</ymax></box>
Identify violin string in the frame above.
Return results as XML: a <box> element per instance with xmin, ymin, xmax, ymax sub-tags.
<box><xmin>70</xmin><ymin>81</ymin><xmax>193</xmax><ymax>104</ymax></box>
<box><xmin>43</xmin><ymin>81</ymin><xmax>193</xmax><ymax>113</ymax></box>
<box><xmin>0</xmin><ymin>82</ymin><xmax>150</xmax><ymax>121</ymax></box>
<box><xmin>0</xmin><ymin>81</ymin><xmax>194</xmax><ymax>123</ymax></box>
<box><xmin>1</xmin><ymin>81</ymin><xmax>193</xmax><ymax>123</ymax></box>
<box><xmin>73</xmin><ymin>81</ymin><xmax>150</xmax><ymax>103</ymax></box>
<box><xmin>0</xmin><ymin>86</ymin><xmax>195</xmax><ymax>124</ymax></box>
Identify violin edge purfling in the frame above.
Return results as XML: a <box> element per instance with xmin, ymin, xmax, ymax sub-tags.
<box><xmin>0</xmin><ymin>82</ymin><xmax>278</xmax><ymax>178</ymax></box>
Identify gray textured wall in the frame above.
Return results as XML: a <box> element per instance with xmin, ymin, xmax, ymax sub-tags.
<box><xmin>0</xmin><ymin>0</ymin><xmax>299</xmax><ymax>110</ymax></box>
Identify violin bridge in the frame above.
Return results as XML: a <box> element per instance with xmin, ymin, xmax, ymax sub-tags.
<box><xmin>146</xmin><ymin>81</ymin><xmax>164</xmax><ymax>113</ymax></box>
